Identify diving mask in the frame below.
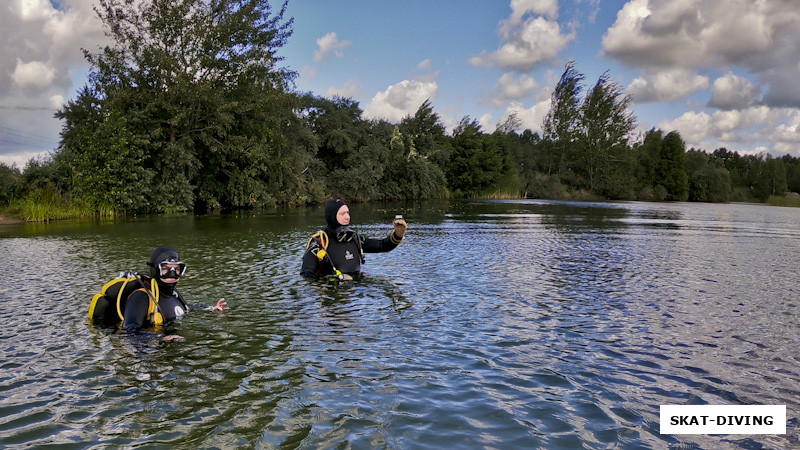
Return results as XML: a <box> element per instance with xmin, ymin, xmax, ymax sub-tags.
<box><xmin>158</xmin><ymin>260</ymin><xmax>187</xmax><ymax>279</ymax></box>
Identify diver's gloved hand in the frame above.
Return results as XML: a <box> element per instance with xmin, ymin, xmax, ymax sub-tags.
<box><xmin>393</xmin><ymin>217</ymin><xmax>407</xmax><ymax>237</ymax></box>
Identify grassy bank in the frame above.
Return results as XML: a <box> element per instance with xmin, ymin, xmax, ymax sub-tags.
<box><xmin>767</xmin><ymin>195</ymin><xmax>800</xmax><ymax>207</ymax></box>
<box><xmin>3</xmin><ymin>192</ymin><xmax>116</xmax><ymax>223</ymax></box>
<box><xmin>4</xmin><ymin>192</ymin><xmax>800</xmax><ymax>224</ymax></box>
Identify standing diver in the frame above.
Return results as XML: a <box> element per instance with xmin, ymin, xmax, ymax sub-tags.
<box><xmin>301</xmin><ymin>199</ymin><xmax>407</xmax><ymax>281</ymax></box>
<box><xmin>120</xmin><ymin>247</ymin><xmax>227</xmax><ymax>341</ymax></box>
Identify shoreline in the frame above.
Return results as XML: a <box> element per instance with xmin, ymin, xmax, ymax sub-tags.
<box><xmin>0</xmin><ymin>214</ymin><xmax>24</xmax><ymax>224</ymax></box>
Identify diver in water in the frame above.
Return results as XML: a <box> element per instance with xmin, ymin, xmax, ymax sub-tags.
<box><xmin>122</xmin><ymin>247</ymin><xmax>227</xmax><ymax>341</ymax></box>
<box><xmin>301</xmin><ymin>198</ymin><xmax>407</xmax><ymax>281</ymax></box>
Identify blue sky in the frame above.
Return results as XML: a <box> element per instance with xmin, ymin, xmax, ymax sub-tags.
<box><xmin>2</xmin><ymin>0</ymin><xmax>800</xmax><ymax>167</ymax></box>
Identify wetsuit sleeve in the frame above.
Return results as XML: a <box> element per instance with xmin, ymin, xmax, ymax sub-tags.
<box><xmin>301</xmin><ymin>241</ymin><xmax>321</xmax><ymax>277</ymax></box>
<box><xmin>360</xmin><ymin>231</ymin><xmax>402</xmax><ymax>253</ymax></box>
<box><xmin>186</xmin><ymin>303</ymin><xmax>210</xmax><ymax>311</ymax></box>
<box><xmin>122</xmin><ymin>290</ymin><xmax>151</xmax><ymax>332</ymax></box>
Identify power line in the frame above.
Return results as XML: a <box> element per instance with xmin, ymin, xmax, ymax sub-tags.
<box><xmin>0</xmin><ymin>123</ymin><xmax>59</xmax><ymax>149</ymax></box>
<box><xmin>0</xmin><ymin>105</ymin><xmax>59</xmax><ymax>111</ymax></box>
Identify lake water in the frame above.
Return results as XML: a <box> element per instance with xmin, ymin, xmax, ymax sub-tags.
<box><xmin>1</xmin><ymin>199</ymin><xmax>799</xmax><ymax>449</ymax></box>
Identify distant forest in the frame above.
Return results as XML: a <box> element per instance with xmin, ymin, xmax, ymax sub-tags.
<box><xmin>1</xmin><ymin>0</ymin><xmax>798</xmax><ymax>219</ymax></box>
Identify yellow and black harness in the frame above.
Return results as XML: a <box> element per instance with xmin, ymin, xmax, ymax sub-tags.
<box><xmin>88</xmin><ymin>273</ymin><xmax>165</xmax><ymax>326</ymax></box>
<box><xmin>306</xmin><ymin>230</ymin><xmax>364</xmax><ymax>280</ymax></box>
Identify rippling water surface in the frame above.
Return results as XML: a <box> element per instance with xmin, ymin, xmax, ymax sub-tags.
<box><xmin>1</xmin><ymin>200</ymin><xmax>799</xmax><ymax>448</ymax></box>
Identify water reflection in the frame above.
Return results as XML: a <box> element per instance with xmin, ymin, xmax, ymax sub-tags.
<box><xmin>1</xmin><ymin>200</ymin><xmax>799</xmax><ymax>448</ymax></box>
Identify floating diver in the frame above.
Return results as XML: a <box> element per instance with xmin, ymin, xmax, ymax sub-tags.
<box><xmin>301</xmin><ymin>198</ymin><xmax>407</xmax><ymax>281</ymax></box>
<box><xmin>89</xmin><ymin>246</ymin><xmax>227</xmax><ymax>341</ymax></box>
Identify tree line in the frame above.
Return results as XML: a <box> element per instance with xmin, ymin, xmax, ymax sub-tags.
<box><xmin>0</xmin><ymin>0</ymin><xmax>797</xmax><ymax>218</ymax></box>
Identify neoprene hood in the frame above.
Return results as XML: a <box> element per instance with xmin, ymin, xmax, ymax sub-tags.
<box><xmin>325</xmin><ymin>199</ymin><xmax>346</xmax><ymax>230</ymax></box>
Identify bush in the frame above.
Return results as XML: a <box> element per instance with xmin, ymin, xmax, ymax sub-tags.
<box><xmin>0</xmin><ymin>162</ymin><xmax>21</xmax><ymax>205</ymax></box>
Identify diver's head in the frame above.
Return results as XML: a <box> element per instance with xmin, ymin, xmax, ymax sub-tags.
<box><xmin>325</xmin><ymin>198</ymin><xmax>350</xmax><ymax>229</ymax></box>
<box><xmin>147</xmin><ymin>247</ymin><xmax>186</xmax><ymax>290</ymax></box>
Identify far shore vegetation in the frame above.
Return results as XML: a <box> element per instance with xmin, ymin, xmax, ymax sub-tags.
<box><xmin>2</xmin><ymin>0</ymin><xmax>799</xmax><ymax>223</ymax></box>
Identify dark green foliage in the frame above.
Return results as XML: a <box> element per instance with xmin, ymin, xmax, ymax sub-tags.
<box><xmin>686</xmin><ymin>150</ymin><xmax>731</xmax><ymax>202</ymax></box>
<box><xmin>58</xmin><ymin>0</ymin><xmax>297</xmax><ymax>212</ymax></box>
<box><xmin>380</xmin><ymin>126</ymin><xmax>446</xmax><ymax>200</ymax></box>
<box><xmin>445</xmin><ymin>118</ymin><xmax>505</xmax><ymax>196</ymax></box>
<box><xmin>0</xmin><ymin>163</ymin><xmax>21</xmax><ymax>204</ymax></box>
<box><xmin>576</xmin><ymin>72</ymin><xmax>636</xmax><ymax>198</ymax></box>
<box><xmin>543</xmin><ymin>61</ymin><xmax>585</xmax><ymax>178</ymax></box>
<box><xmin>398</xmin><ymin>99</ymin><xmax>451</xmax><ymax>167</ymax></box>
<box><xmin>753</xmin><ymin>156</ymin><xmax>787</xmax><ymax>201</ymax></box>
<box><xmin>652</xmin><ymin>131</ymin><xmax>689</xmax><ymax>201</ymax></box>
<box><xmin>296</xmin><ymin>94</ymin><xmax>447</xmax><ymax>202</ymax></box>
<box><xmin>73</xmin><ymin>109</ymin><xmax>153</xmax><ymax>212</ymax></box>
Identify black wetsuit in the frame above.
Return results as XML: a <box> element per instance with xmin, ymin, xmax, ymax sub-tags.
<box><xmin>122</xmin><ymin>287</ymin><xmax>190</xmax><ymax>332</ymax></box>
<box><xmin>301</xmin><ymin>227</ymin><xmax>402</xmax><ymax>279</ymax></box>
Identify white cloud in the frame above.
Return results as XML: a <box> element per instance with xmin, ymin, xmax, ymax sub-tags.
<box><xmin>325</xmin><ymin>80</ymin><xmax>362</xmax><ymax>99</ymax></box>
<box><xmin>627</xmin><ymin>68</ymin><xmax>709</xmax><ymax>103</ymax></box>
<box><xmin>478</xmin><ymin>113</ymin><xmax>494</xmax><ymax>131</ymax></box>
<box><xmin>313</xmin><ymin>32</ymin><xmax>353</xmax><ymax>62</ymax></box>
<box><xmin>49</xmin><ymin>95</ymin><xmax>66</xmax><ymax>109</ymax></box>
<box><xmin>709</xmin><ymin>72</ymin><xmax>761</xmax><ymax>110</ymax></box>
<box><xmin>602</xmin><ymin>0</ymin><xmax>800</xmax><ymax>108</ymax></box>
<box><xmin>502</xmin><ymin>99</ymin><xmax>551</xmax><ymax>133</ymax></box>
<box><xmin>417</xmin><ymin>59</ymin><xmax>432</xmax><ymax>70</ymax></box>
<box><xmin>299</xmin><ymin>65</ymin><xmax>317</xmax><ymax>82</ymax></box>
<box><xmin>0</xmin><ymin>150</ymin><xmax>49</xmax><ymax>168</ymax></box>
<box><xmin>773</xmin><ymin>110</ymin><xmax>800</xmax><ymax>144</ymax></box>
<box><xmin>363</xmin><ymin>79</ymin><xmax>438</xmax><ymax>123</ymax></box>
<box><xmin>16</xmin><ymin>0</ymin><xmax>54</xmax><ymax>21</ymax></box>
<box><xmin>509</xmin><ymin>0</ymin><xmax>558</xmax><ymax>23</ymax></box>
<box><xmin>658</xmin><ymin>105</ymin><xmax>800</xmax><ymax>156</ymax></box>
<box><xmin>12</xmin><ymin>59</ymin><xmax>57</xmax><ymax>89</ymax></box>
<box><xmin>471</xmin><ymin>4</ymin><xmax>574</xmax><ymax>72</ymax></box>
<box><xmin>489</xmin><ymin>73</ymin><xmax>540</xmax><ymax>108</ymax></box>
<box><xmin>0</xmin><ymin>0</ymin><xmax>106</xmax><ymax>162</ymax></box>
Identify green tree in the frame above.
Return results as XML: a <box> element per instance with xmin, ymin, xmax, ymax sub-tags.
<box><xmin>73</xmin><ymin>110</ymin><xmax>153</xmax><ymax>212</ymax></box>
<box><xmin>381</xmin><ymin>125</ymin><xmax>446</xmax><ymax>200</ymax></box>
<box><xmin>655</xmin><ymin>131</ymin><xmax>689</xmax><ymax>201</ymax></box>
<box><xmin>445</xmin><ymin>117</ymin><xmax>504</xmax><ymax>196</ymax></box>
<box><xmin>58</xmin><ymin>0</ymin><xmax>296</xmax><ymax>212</ymax></box>
<box><xmin>0</xmin><ymin>163</ymin><xmax>21</xmax><ymax>205</ymax></box>
<box><xmin>754</xmin><ymin>155</ymin><xmax>787</xmax><ymax>201</ymax></box>
<box><xmin>685</xmin><ymin>150</ymin><xmax>731</xmax><ymax>202</ymax></box>
<box><xmin>399</xmin><ymin>99</ymin><xmax>451</xmax><ymax>167</ymax></box>
<box><xmin>543</xmin><ymin>61</ymin><xmax>584</xmax><ymax>177</ymax></box>
<box><xmin>631</xmin><ymin>129</ymin><xmax>663</xmax><ymax>199</ymax></box>
<box><xmin>299</xmin><ymin>95</ymin><xmax>368</xmax><ymax>172</ymax></box>
<box><xmin>576</xmin><ymin>71</ymin><xmax>636</xmax><ymax>198</ymax></box>
<box><xmin>781</xmin><ymin>154</ymin><xmax>800</xmax><ymax>194</ymax></box>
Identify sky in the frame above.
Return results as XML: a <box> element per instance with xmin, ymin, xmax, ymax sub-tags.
<box><xmin>2</xmin><ymin>0</ymin><xmax>800</xmax><ymax>168</ymax></box>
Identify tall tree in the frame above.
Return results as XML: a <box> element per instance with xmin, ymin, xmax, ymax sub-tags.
<box><xmin>445</xmin><ymin>117</ymin><xmax>504</xmax><ymax>195</ymax></box>
<box><xmin>57</xmin><ymin>0</ymin><xmax>296</xmax><ymax>212</ymax></box>
<box><xmin>543</xmin><ymin>61</ymin><xmax>584</xmax><ymax>177</ymax></box>
<box><xmin>399</xmin><ymin>99</ymin><xmax>451</xmax><ymax>167</ymax></box>
<box><xmin>655</xmin><ymin>131</ymin><xmax>689</xmax><ymax>201</ymax></box>
<box><xmin>577</xmin><ymin>71</ymin><xmax>636</xmax><ymax>197</ymax></box>
<box><xmin>754</xmin><ymin>155</ymin><xmax>787</xmax><ymax>201</ymax></box>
